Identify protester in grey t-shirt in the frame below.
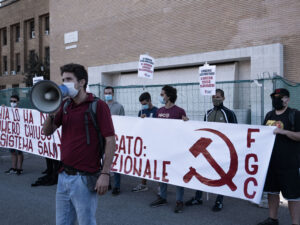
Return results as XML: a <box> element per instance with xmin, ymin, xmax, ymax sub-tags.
<box><xmin>107</xmin><ymin>101</ymin><xmax>125</xmax><ymax>116</ymax></box>
<box><xmin>104</xmin><ymin>86</ymin><xmax>124</xmax><ymax>196</ymax></box>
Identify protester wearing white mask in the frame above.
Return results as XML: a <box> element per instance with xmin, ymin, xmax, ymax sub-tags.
<box><xmin>103</xmin><ymin>86</ymin><xmax>125</xmax><ymax>196</ymax></box>
<box><xmin>5</xmin><ymin>95</ymin><xmax>24</xmax><ymax>175</ymax></box>
<box><xmin>43</xmin><ymin>63</ymin><xmax>116</xmax><ymax>225</ymax></box>
<box><xmin>61</xmin><ymin>82</ymin><xmax>79</xmax><ymax>98</ymax></box>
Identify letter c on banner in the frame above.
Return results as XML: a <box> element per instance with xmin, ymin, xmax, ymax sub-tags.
<box><xmin>244</xmin><ymin>177</ymin><xmax>257</xmax><ymax>199</ymax></box>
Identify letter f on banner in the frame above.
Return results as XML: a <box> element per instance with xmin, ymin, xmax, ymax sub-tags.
<box><xmin>247</xmin><ymin>129</ymin><xmax>260</xmax><ymax>148</ymax></box>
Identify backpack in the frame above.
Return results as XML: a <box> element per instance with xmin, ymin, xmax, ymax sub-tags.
<box><xmin>63</xmin><ymin>97</ymin><xmax>105</xmax><ymax>169</ymax></box>
<box><xmin>264</xmin><ymin>108</ymin><xmax>297</xmax><ymax>131</ymax></box>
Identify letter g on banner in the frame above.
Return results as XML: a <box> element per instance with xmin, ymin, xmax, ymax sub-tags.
<box><xmin>183</xmin><ymin>128</ymin><xmax>238</xmax><ymax>191</ymax></box>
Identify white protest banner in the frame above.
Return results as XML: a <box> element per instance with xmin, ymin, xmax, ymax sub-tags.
<box><xmin>32</xmin><ymin>76</ymin><xmax>44</xmax><ymax>85</ymax></box>
<box><xmin>111</xmin><ymin>116</ymin><xmax>275</xmax><ymax>204</ymax></box>
<box><xmin>199</xmin><ymin>63</ymin><xmax>216</xmax><ymax>95</ymax></box>
<box><xmin>0</xmin><ymin>108</ymin><xmax>276</xmax><ymax>203</ymax></box>
<box><xmin>138</xmin><ymin>54</ymin><xmax>155</xmax><ymax>79</ymax></box>
<box><xmin>0</xmin><ymin>107</ymin><xmax>61</xmax><ymax>160</ymax></box>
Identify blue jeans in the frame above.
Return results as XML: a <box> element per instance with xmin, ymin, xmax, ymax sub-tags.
<box><xmin>114</xmin><ymin>172</ymin><xmax>121</xmax><ymax>188</ymax></box>
<box><xmin>195</xmin><ymin>190</ymin><xmax>223</xmax><ymax>203</ymax></box>
<box><xmin>160</xmin><ymin>183</ymin><xmax>184</xmax><ymax>202</ymax></box>
<box><xmin>56</xmin><ymin>172</ymin><xmax>98</xmax><ymax>225</ymax></box>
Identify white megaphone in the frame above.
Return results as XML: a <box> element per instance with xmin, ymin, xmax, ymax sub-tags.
<box><xmin>31</xmin><ymin>80</ymin><xmax>69</xmax><ymax>113</ymax></box>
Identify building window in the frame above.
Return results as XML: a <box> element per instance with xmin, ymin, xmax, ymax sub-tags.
<box><xmin>3</xmin><ymin>56</ymin><xmax>7</xmax><ymax>73</ymax></box>
<box><xmin>45</xmin><ymin>16</ymin><xmax>49</xmax><ymax>34</ymax></box>
<box><xmin>12</xmin><ymin>84</ymin><xmax>19</xmax><ymax>88</ymax></box>
<box><xmin>2</xmin><ymin>28</ymin><xmax>7</xmax><ymax>45</ymax></box>
<box><xmin>45</xmin><ymin>47</ymin><xmax>50</xmax><ymax>63</ymax></box>
<box><xmin>0</xmin><ymin>85</ymin><xmax>5</xmax><ymax>90</ymax></box>
<box><xmin>16</xmin><ymin>53</ymin><xmax>20</xmax><ymax>73</ymax></box>
<box><xmin>29</xmin><ymin>20</ymin><xmax>35</xmax><ymax>39</ymax></box>
<box><xmin>16</xmin><ymin>24</ymin><xmax>20</xmax><ymax>42</ymax></box>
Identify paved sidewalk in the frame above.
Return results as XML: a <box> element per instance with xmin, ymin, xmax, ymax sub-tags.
<box><xmin>0</xmin><ymin>151</ymin><xmax>290</xmax><ymax>225</ymax></box>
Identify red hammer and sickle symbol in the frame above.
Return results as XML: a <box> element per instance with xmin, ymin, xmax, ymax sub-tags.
<box><xmin>183</xmin><ymin>128</ymin><xmax>238</xmax><ymax>191</ymax></box>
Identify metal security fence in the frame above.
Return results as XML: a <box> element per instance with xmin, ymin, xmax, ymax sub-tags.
<box><xmin>0</xmin><ymin>88</ymin><xmax>33</xmax><ymax>109</ymax></box>
<box><xmin>90</xmin><ymin>79</ymin><xmax>267</xmax><ymax>125</ymax></box>
<box><xmin>1</xmin><ymin>77</ymin><xmax>299</xmax><ymax>125</ymax></box>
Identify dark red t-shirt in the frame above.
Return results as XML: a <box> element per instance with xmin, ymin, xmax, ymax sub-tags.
<box><xmin>54</xmin><ymin>93</ymin><xmax>115</xmax><ymax>173</ymax></box>
<box><xmin>156</xmin><ymin>105</ymin><xmax>186</xmax><ymax>119</ymax></box>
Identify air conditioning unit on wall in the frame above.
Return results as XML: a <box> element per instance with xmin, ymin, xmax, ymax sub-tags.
<box><xmin>45</xmin><ymin>30</ymin><xmax>49</xmax><ymax>35</ymax></box>
<box><xmin>11</xmin><ymin>71</ymin><xmax>16</xmax><ymax>75</ymax></box>
<box><xmin>4</xmin><ymin>71</ymin><xmax>8</xmax><ymax>76</ymax></box>
<box><xmin>31</xmin><ymin>31</ymin><xmax>36</xmax><ymax>38</ymax></box>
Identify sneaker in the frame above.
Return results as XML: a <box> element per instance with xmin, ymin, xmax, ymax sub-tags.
<box><xmin>257</xmin><ymin>217</ymin><xmax>279</xmax><ymax>225</ymax></box>
<box><xmin>5</xmin><ymin>168</ymin><xmax>17</xmax><ymax>174</ymax></box>
<box><xmin>150</xmin><ymin>197</ymin><xmax>167</xmax><ymax>207</ymax></box>
<box><xmin>174</xmin><ymin>201</ymin><xmax>184</xmax><ymax>213</ymax></box>
<box><xmin>31</xmin><ymin>175</ymin><xmax>52</xmax><ymax>187</ymax></box>
<box><xmin>44</xmin><ymin>178</ymin><xmax>58</xmax><ymax>186</ymax></box>
<box><xmin>212</xmin><ymin>201</ymin><xmax>223</xmax><ymax>212</ymax></box>
<box><xmin>132</xmin><ymin>184</ymin><xmax>148</xmax><ymax>192</ymax></box>
<box><xmin>16</xmin><ymin>169</ymin><xmax>23</xmax><ymax>175</ymax></box>
<box><xmin>112</xmin><ymin>188</ymin><xmax>120</xmax><ymax>196</ymax></box>
<box><xmin>185</xmin><ymin>197</ymin><xmax>203</xmax><ymax>206</ymax></box>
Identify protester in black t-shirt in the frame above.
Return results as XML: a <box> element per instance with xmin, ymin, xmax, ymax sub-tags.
<box><xmin>257</xmin><ymin>88</ymin><xmax>300</xmax><ymax>225</ymax></box>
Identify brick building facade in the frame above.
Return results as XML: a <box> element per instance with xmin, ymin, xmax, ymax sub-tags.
<box><xmin>0</xmin><ymin>0</ymin><xmax>299</xmax><ymax>88</ymax></box>
<box><xmin>0</xmin><ymin>0</ymin><xmax>49</xmax><ymax>89</ymax></box>
<box><xmin>49</xmin><ymin>0</ymin><xmax>300</xmax><ymax>85</ymax></box>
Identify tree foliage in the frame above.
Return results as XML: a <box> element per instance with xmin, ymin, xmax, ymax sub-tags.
<box><xmin>24</xmin><ymin>52</ymin><xmax>50</xmax><ymax>87</ymax></box>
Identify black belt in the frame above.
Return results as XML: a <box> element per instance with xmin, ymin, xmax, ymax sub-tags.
<box><xmin>62</xmin><ymin>164</ymin><xmax>99</xmax><ymax>176</ymax></box>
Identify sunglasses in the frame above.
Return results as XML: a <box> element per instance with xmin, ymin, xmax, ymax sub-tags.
<box><xmin>10</xmin><ymin>100</ymin><xmax>17</xmax><ymax>103</ymax></box>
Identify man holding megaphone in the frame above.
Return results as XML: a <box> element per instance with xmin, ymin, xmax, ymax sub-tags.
<box><xmin>41</xmin><ymin>63</ymin><xmax>116</xmax><ymax>225</ymax></box>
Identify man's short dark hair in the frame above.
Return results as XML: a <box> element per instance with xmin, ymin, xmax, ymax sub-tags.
<box><xmin>216</xmin><ymin>89</ymin><xmax>224</xmax><ymax>97</ymax></box>
<box><xmin>10</xmin><ymin>94</ymin><xmax>19</xmax><ymax>101</ymax></box>
<box><xmin>139</xmin><ymin>92</ymin><xmax>151</xmax><ymax>102</ymax></box>
<box><xmin>60</xmin><ymin>63</ymin><xmax>88</xmax><ymax>90</ymax></box>
<box><xmin>104</xmin><ymin>86</ymin><xmax>114</xmax><ymax>94</ymax></box>
<box><xmin>162</xmin><ymin>85</ymin><xmax>177</xmax><ymax>103</ymax></box>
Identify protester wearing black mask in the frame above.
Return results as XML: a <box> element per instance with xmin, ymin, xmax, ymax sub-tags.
<box><xmin>258</xmin><ymin>88</ymin><xmax>300</xmax><ymax>225</ymax></box>
<box><xmin>271</xmin><ymin>89</ymin><xmax>289</xmax><ymax>110</ymax></box>
<box><xmin>185</xmin><ymin>89</ymin><xmax>237</xmax><ymax>212</ymax></box>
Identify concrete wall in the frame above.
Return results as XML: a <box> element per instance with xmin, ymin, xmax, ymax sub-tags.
<box><xmin>88</xmin><ymin>44</ymin><xmax>281</xmax><ymax>124</ymax></box>
<box><xmin>103</xmin><ymin>63</ymin><xmax>242</xmax><ymax>87</ymax></box>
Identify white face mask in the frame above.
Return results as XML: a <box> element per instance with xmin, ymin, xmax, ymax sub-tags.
<box><xmin>10</xmin><ymin>102</ymin><xmax>17</xmax><ymax>108</ymax></box>
<box><xmin>104</xmin><ymin>94</ymin><xmax>113</xmax><ymax>102</ymax></box>
<box><xmin>63</xmin><ymin>82</ymin><xmax>79</xmax><ymax>98</ymax></box>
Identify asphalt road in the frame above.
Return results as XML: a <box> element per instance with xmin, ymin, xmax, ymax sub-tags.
<box><xmin>0</xmin><ymin>150</ymin><xmax>290</xmax><ymax>225</ymax></box>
